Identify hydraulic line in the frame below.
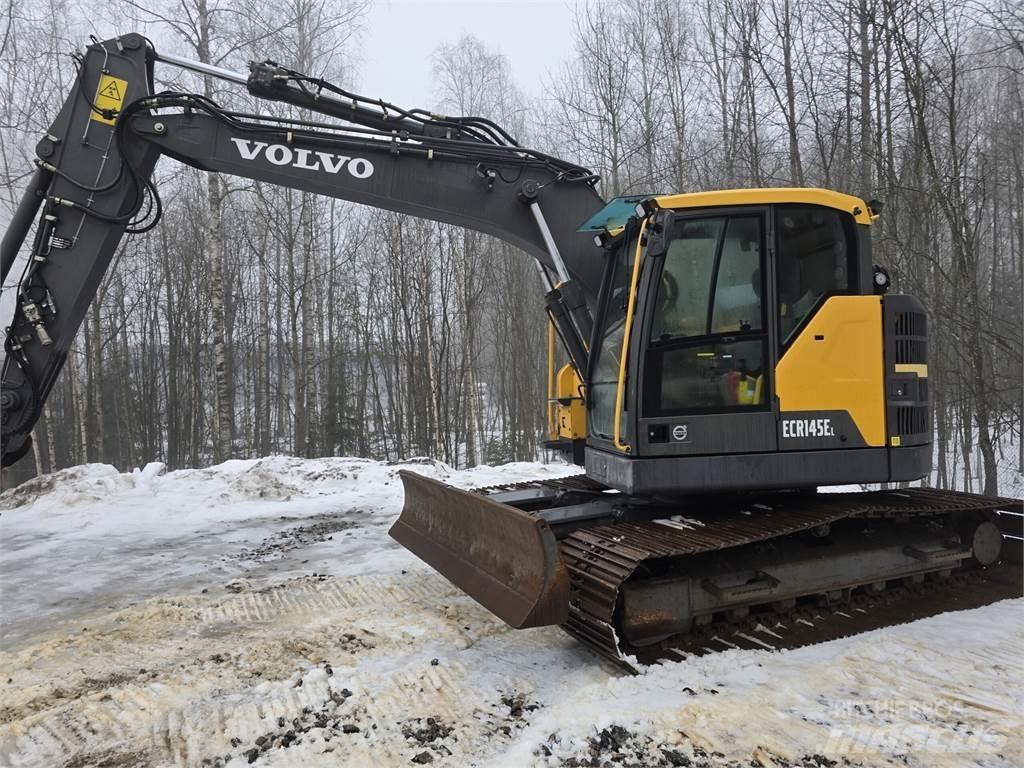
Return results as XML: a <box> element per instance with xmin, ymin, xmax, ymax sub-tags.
<box><xmin>1</xmin><ymin>167</ymin><xmax>52</xmax><ymax>286</ymax></box>
<box><xmin>154</xmin><ymin>49</ymin><xmax>523</xmax><ymax>148</ymax></box>
<box><xmin>129</xmin><ymin>92</ymin><xmax>593</xmax><ymax>182</ymax></box>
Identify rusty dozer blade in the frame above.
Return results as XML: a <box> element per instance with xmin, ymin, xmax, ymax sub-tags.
<box><xmin>390</xmin><ymin>471</ymin><xmax>569</xmax><ymax>628</ymax></box>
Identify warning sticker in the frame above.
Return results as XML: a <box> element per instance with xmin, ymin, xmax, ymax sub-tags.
<box><xmin>90</xmin><ymin>74</ymin><xmax>128</xmax><ymax>125</ymax></box>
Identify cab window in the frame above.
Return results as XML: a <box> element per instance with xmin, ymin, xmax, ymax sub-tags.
<box><xmin>644</xmin><ymin>213</ymin><xmax>767</xmax><ymax>416</ymax></box>
<box><xmin>589</xmin><ymin>232</ymin><xmax>638</xmax><ymax>440</ymax></box>
<box><xmin>776</xmin><ymin>206</ymin><xmax>854</xmax><ymax>342</ymax></box>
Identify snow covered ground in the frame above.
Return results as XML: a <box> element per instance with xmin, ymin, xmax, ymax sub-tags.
<box><xmin>0</xmin><ymin>457</ymin><xmax>1021</xmax><ymax>768</ymax></box>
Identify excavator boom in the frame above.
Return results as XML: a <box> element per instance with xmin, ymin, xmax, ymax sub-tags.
<box><xmin>1</xmin><ymin>34</ymin><xmax>602</xmax><ymax>466</ymax></box>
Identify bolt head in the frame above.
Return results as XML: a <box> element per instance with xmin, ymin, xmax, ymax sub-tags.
<box><xmin>0</xmin><ymin>391</ymin><xmax>16</xmax><ymax>408</ymax></box>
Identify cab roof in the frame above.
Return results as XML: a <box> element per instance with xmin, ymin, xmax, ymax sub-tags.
<box><xmin>652</xmin><ymin>187</ymin><xmax>874</xmax><ymax>226</ymax></box>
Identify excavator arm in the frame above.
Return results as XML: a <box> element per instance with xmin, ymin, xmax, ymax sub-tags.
<box><xmin>1</xmin><ymin>33</ymin><xmax>606</xmax><ymax>466</ymax></box>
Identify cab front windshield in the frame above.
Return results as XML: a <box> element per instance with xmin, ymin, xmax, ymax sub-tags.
<box><xmin>589</xmin><ymin>233</ymin><xmax>638</xmax><ymax>440</ymax></box>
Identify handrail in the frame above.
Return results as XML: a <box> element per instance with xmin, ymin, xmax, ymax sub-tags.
<box><xmin>547</xmin><ymin>317</ymin><xmax>558</xmax><ymax>440</ymax></box>
<box><xmin>612</xmin><ymin>218</ymin><xmax>648</xmax><ymax>453</ymax></box>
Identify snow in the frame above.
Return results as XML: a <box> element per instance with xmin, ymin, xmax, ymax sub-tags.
<box><xmin>0</xmin><ymin>456</ymin><xmax>576</xmax><ymax>647</ymax></box>
<box><xmin>0</xmin><ymin>457</ymin><xmax>1021</xmax><ymax>768</ymax></box>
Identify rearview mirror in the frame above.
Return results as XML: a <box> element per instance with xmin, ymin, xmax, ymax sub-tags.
<box><xmin>645</xmin><ymin>210</ymin><xmax>676</xmax><ymax>258</ymax></box>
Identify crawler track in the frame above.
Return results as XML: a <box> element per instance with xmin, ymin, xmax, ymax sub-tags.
<box><xmin>646</xmin><ymin>562</ymin><xmax>1023</xmax><ymax>664</ymax></box>
<box><xmin>474</xmin><ymin>477</ymin><xmax>1023</xmax><ymax>668</ymax></box>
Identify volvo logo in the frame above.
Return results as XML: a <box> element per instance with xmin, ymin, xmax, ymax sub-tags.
<box><xmin>230</xmin><ymin>138</ymin><xmax>374</xmax><ymax>178</ymax></box>
<box><xmin>671</xmin><ymin>424</ymin><xmax>689</xmax><ymax>442</ymax></box>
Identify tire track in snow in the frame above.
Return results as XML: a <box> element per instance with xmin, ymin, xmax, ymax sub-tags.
<box><xmin>0</xmin><ymin>568</ymin><xmax>519</xmax><ymax>767</ymax></box>
<box><xmin>197</xmin><ymin>571</ymin><xmax>459</xmax><ymax>627</ymax></box>
<box><xmin>2</xmin><ymin>649</ymin><xmax>523</xmax><ymax>767</ymax></box>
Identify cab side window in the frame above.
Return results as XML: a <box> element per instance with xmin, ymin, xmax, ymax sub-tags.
<box><xmin>776</xmin><ymin>206</ymin><xmax>854</xmax><ymax>342</ymax></box>
<box><xmin>711</xmin><ymin>216</ymin><xmax>761</xmax><ymax>334</ymax></box>
<box><xmin>650</xmin><ymin>217</ymin><xmax>723</xmax><ymax>341</ymax></box>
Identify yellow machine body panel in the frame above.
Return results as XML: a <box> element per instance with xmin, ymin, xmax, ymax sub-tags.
<box><xmin>546</xmin><ymin>319</ymin><xmax>586</xmax><ymax>443</ymax></box>
<box><xmin>653</xmin><ymin>188</ymin><xmax>874</xmax><ymax>226</ymax></box>
<box><xmin>775</xmin><ymin>295</ymin><xmax>886</xmax><ymax>446</ymax></box>
<box><xmin>553</xmin><ymin>363</ymin><xmax>585</xmax><ymax>440</ymax></box>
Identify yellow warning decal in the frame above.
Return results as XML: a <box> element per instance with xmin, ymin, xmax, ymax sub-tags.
<box><xmin>91</xmin><ymin>74</ymin><xmax>128</xmax><ymax>125</ymax></box>
<box><xmin>894</xmin><ymin>363</ymin><xmax>928</xmax><ymax>378</ymax></box>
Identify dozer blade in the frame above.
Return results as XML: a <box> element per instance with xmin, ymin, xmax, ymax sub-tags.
<box><xmin>390</xmin><ymin>471</ymin><xmax>569</xmax><ymax>628</ymax></box>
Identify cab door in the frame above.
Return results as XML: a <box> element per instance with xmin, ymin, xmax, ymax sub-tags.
<box><xmin>634</xmin><ymin>207</ymin><xmax>779</xmax><ymax>457</ymax></box>
<box><xmin>772</xmin><ymin>205</ymin><xmax>882</xmax><ymax>450</ymax></box>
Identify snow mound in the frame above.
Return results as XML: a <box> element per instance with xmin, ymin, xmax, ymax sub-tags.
<box><xmin>220</xmin><ymin>458</ymin><xmax>303</xmax><ymax>501</ymax></box>
<box><xmin>0</xmin><ymin>463</ymin><xmax>135</xmax><ymax>510</ymax></box>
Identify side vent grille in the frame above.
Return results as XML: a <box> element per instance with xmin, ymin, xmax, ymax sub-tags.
<box><xmin>896</xmin><ymin>405</ymin><xmax>928</xmax><ymax>436</ymax></box>
<box><xmin>894</xmin><ymin>310</ymin><xmax>927</xmax><ymax>364</ymax></box>
<box><xmin>884</xmin><ymin>296</ymin><xmax>931</xmax><ymax>458</ymax></box>
<box><xmin>897</xmin><ymin>339</ymin><xmax>927</xmax><ymax>364</ymax></box>
<box><xmin>895</xmin><ymin>310</ymin><xmax>927</xmax><ymax>338</ymax></box>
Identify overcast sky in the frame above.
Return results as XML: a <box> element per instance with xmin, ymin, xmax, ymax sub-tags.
<box><xmin>356</xmin><ymin>0</ymin><xmax>577</xmax><ymax>109</ymax></box>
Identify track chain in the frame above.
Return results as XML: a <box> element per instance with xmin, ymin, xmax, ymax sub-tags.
<box><xmin>474</xmin><ymin>476</ymin><xmax>1022</xmax><ymax>665</ymax></box>
<box><xmin>644</xmin><ymin>564</ymin><xmax>1022</xmax><ymax>667</ymax></box>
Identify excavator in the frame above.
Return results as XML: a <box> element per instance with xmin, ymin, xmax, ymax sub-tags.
<box><xmin>2</xmin><ymin>34</ymin><xmax>1020</xmax><ymax>663</ymax></box>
